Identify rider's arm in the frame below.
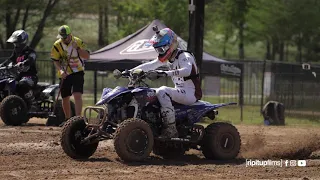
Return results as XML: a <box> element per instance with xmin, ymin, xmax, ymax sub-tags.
<box><xmin>130</xmin><ymin>58</ymin><xmax>164</xmax><ymax>72</ymax></box>
<box><xmin>165</xmin><ymin>57</ymin><xmax>192</xmax><ymax>77</ymax></box>
<box><xmin>0</xmin><ymin>51</ymin><xmax>15</xmax><ymax>67</ymax></box>
<box><xmin>21</xmin><ymin>52</ymin><xmax>36</xmax><ymax>66</ymax></box>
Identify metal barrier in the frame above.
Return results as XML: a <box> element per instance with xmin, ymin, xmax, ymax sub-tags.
<box><xmin>1</xmin><ymin>50</ymin><xmax>320</xmax><ymax>120</ymax></box>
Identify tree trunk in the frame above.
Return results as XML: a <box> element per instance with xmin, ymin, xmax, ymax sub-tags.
<box><xmin>104</xmin><ymin>1</ymin><xmax>109</xmax><ymax>45</ymax></box>
<box><xmin>12</xmin><ymin>6</ymin><xmax>21</xmax><ymax>30</ymax></box>
<box><xmin>22</xmin><ymin>4</ymin><xmax>30</xmax><ymax>30</ymax></box>
<box><xmin>271</xmin><ymin>37</ymin><xmax>278</xmax><ymax>61</ymax></box>
<box><xmin>285</xmin><ymin>43</ymin><xmax>289</xmax><ymax>61</ymax></box>
<box><xmin>266</xmin><ymin>40</ymin><xmax>271</xmax><ymax>60</ymax></box>
<box><xmin>223</xmin><ymin>30</ymin><xmax>229</xmax><ymax>57</ymax></box>
<box><xmin>279</xmin><ymin>41</ymin><xmax>284</xmax><ymax>61</ymax></box>
<box><xmin>0</xmin><ymin>34</ymin><xmax>4</xmax><ymax>49</ymax></box>
<box><xmin>297</xmin><ymin>34</ymin><xmax>302</xmax><ymax>63</ymax></box>
<box><xmin>6</xmin><ymin>10</ymin><xmax>13</xmax><ymax>42</ymax></box>
<box><xmin>29</xmin><ymin>0</ymin><xmax>59</xmax><ymax>49</ymax></box>
<box><xmin>98</xmin><ymin>5</ymin><xmax>105</xmax><ymax>47</ymax></box>
<box><xmin>238</xmin><ymin>20</ymin><xmax>245</xmax><ymax>60</ymax></box>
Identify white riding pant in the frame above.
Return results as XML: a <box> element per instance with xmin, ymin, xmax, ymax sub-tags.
<box><xmin>155</xmin><ymin>86</ymin><xmax>197</xmax><ymax>125</ymax></box>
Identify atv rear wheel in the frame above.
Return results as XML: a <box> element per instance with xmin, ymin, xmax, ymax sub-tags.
<box><xmin>114</xmin><ymin>118</ymin><xmax>154</xmax><ymax>162</ymax></box>
<box><xmin>60</xmin><ymin>116</ymin><xmax>99</xmax><ymax>159</ymax></box>
<box><xmin>46</xmin><ymin>100</ymin><xmax>75</xmax><ymax>126</ymax></box>
<box><xmin>153</xmin><ymin>141</ymin><xmax>186</xmax><ymax>159</ymax></box>
<box><xmin>0</xmin><ymin>95</ymin><xmax>29</xmax><ymax>125</ymax></box>
<box><xmin>201</xmin><ymin>122</ymin><xmax>241</xmax><ymax>160</ymax></box>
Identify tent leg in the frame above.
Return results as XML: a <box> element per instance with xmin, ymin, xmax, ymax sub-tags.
<box><xmin>94</xmin><ymin>70</ymin><xmax>97</xmax><ymax>104</ymax></box>
<box><xmin>239</xmin><ymin>64</ymin><xmax>244</xmax><ymax>122</ymax></box>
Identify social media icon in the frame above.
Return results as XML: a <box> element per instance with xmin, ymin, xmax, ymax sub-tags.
<box><xmin>297</xmin><ymin>160</ymin><xmax>306</xmax><ymax>167</ymax></box>
<box><xmin>290</xmin><ymin>160</ymin><xmax>297</xmax><ymax>166</ymax></box>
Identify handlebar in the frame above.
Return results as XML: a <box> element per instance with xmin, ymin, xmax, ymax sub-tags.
<box><xmin>113</xmin><ymin>69</ymin><xmax>152</xmax><ymax>88</ymax></box>
<box><xmin>0</xmin><ymin>64</ymin><xmax>19</xmax><ymax>80</ymax></box>
<box><xmin>0</xmin><ymin>64</ymin><xmax>18</xmax><ymax>70</ymax></box>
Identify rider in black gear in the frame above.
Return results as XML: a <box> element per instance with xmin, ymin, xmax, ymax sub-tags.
<box><xmin>1</xmin><ymin>30</ymin><xmax>38</xmax><ymax>111</ymax></box>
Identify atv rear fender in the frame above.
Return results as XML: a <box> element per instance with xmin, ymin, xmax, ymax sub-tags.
<box><xmin>42</xmin><ymin>84</ymin><xmax>59</xmax><ymax>95</ymax></box>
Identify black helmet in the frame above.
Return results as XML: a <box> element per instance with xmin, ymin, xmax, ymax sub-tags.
<box><xmin>7</xmin><ymin>30</ymin><xmax>28</xmax><ymax>46</ymax></box>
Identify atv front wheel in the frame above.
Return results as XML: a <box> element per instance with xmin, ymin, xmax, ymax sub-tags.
<box><xmin>46</xmin><ymin>100</ymin><xmax>75</xmax><ymax>126</ymax></box>
<box><xmin>60</xmin><ymin>116</ymin><xmax>99</xmax><ymax>159</ymax></box>
<box><xmin>114</xmin><ymin>118</ymin><xmax>154</xmax><ymax>162</ymax></box>
<box><xmin>201</xmin><ymin>122</ymin><xmax>241</xmax><ymax>160</ymax></box>
<box><xmin>0</xmin><ymin>95</ymin><xmax>29</xmax><ymax>125</ymax></box>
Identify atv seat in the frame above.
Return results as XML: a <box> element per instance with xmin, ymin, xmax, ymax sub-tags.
<box><xmin>172</xmin><ymin>100</ymin><xmax>208</xmax><ymax>106</ymax></box>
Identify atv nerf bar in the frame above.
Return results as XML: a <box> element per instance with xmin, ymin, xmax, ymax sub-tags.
<box><xmin>83</xmin><ymin>106</ymin><xmax>109</xmax><ymax>126</ymax></box>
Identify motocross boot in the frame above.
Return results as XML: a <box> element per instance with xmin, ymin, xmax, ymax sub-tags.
<box><xmin>25</xmin><ymin>90</ymin><xmax>38</xmax><ymax>112</ymax></box>
<box><xmin>159</xmin><ymin>123</ymin><xmax>178</xmax><ymax>139</ymax></box>
<box><xmin>158</xmin><ymin>108</ymin><xmax>178</xmax><ymax>139</ymax></box>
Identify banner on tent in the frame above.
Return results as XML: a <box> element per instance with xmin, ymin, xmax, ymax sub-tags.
<box><xmin>220</xmin><ymin>64</ymin><xmax>241</xmax><ymax>77</ymax></box>
<box><xmin>120</xmin><ymin>39</ymin><xmax>154</xmax><ymax>55</ymax></box>
<box><xmin>119</xmin><ymin>37</ymin><xmax>188</xmax><ymax>55</ymax></box>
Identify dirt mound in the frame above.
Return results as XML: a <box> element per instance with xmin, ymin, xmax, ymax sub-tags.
<box><xmin>240</xmin><ymin>130</ymin><xmax>320</xmax><ymax>160</ymax></box>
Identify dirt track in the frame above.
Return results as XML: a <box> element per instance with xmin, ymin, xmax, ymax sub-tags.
<box><xmin>0</xmin><ymin>118</ymin><xmax>320</xmax><ymax>180</ymax></box>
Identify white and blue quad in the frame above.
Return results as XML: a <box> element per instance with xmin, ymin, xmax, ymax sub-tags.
<box><xmin>61</xmin><ymin>69</ymin><xmax>241</xmax><ymax>162</ymax></box>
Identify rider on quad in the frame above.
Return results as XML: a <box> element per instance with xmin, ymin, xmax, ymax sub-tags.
<box><xmin>1</xmin><ymin>30</ymin><xmax>38</xmax><ymax>111</ymax></box>
<box><xmin>130</xmin><ymin>27</ymin><xmax>202</xmax><ymax>139</ymax></box>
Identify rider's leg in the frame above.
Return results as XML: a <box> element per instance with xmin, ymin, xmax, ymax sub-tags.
<box><xmin>18</xmin><ymin>77</ymin><xmax>37</xmax><ymax>111</ymax></box>
<box><xmin>156</xmin><ymin>86</ymin><xmax>178</xmax><ymax>138</ymax></box>
<box><xmin>156</xmin><ymin>86</ymin><xmax>197</xmax><ymax>138</ymax></box>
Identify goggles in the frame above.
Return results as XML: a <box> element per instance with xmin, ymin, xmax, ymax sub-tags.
<box><xmin>13</xmin><ymin>43</ymin><xmax>24</xmax><ymax>47</ymax></box>
<box><xmin>155</xmin><ymin>45</ymin><xmax>170</xmax><ymax>55</ymax></box>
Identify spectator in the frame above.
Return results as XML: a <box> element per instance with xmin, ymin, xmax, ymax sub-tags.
<box><xmin>50</xmin><ymin>25</ymin><xmax>90</xmax><ymax>120</ymax></box>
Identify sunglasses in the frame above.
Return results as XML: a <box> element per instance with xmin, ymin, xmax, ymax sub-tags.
<box><xmin>61</xmin><ymin>35</ymin><xmax>69</xmax><ymax>40</ymax></box>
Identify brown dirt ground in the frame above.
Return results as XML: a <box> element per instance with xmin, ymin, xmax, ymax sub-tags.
<box><xmin>0</xmin><ymin>118</ymin><xmax>320</xmax><ymax>180</ymax></box>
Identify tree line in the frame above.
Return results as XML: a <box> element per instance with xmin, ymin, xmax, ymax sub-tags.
<box><xmin>1</xmin><ymin>0</ymin><xmax>320</xmax><ymax>62</ymax></box>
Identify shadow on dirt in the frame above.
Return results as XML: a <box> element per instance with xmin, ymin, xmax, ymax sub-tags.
<box><xmin>83</xmin><ymin>157</ymin><xmax>113</xmax><ymax>162</ymax></box>
<box><xmin>123</xmin><ymin>154</ymin><xmax>245</xmax><ymax>166</ymax></box>
<box><xmin>23</xmin><ymin>123</ymin><xmax>47</xmax><ymax>126</ymax></box>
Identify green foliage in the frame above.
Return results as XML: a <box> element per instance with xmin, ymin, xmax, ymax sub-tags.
<box><xmin>1</xmin><ymin>0</ymin><xmax>320</xmax><ymax>62</ymax></box>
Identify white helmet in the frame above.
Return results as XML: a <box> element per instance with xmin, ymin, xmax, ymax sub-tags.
<box><xmin>7</xmin><ymin>30</ymin><xmax>29</xmax><ymax>46</ymax></box>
